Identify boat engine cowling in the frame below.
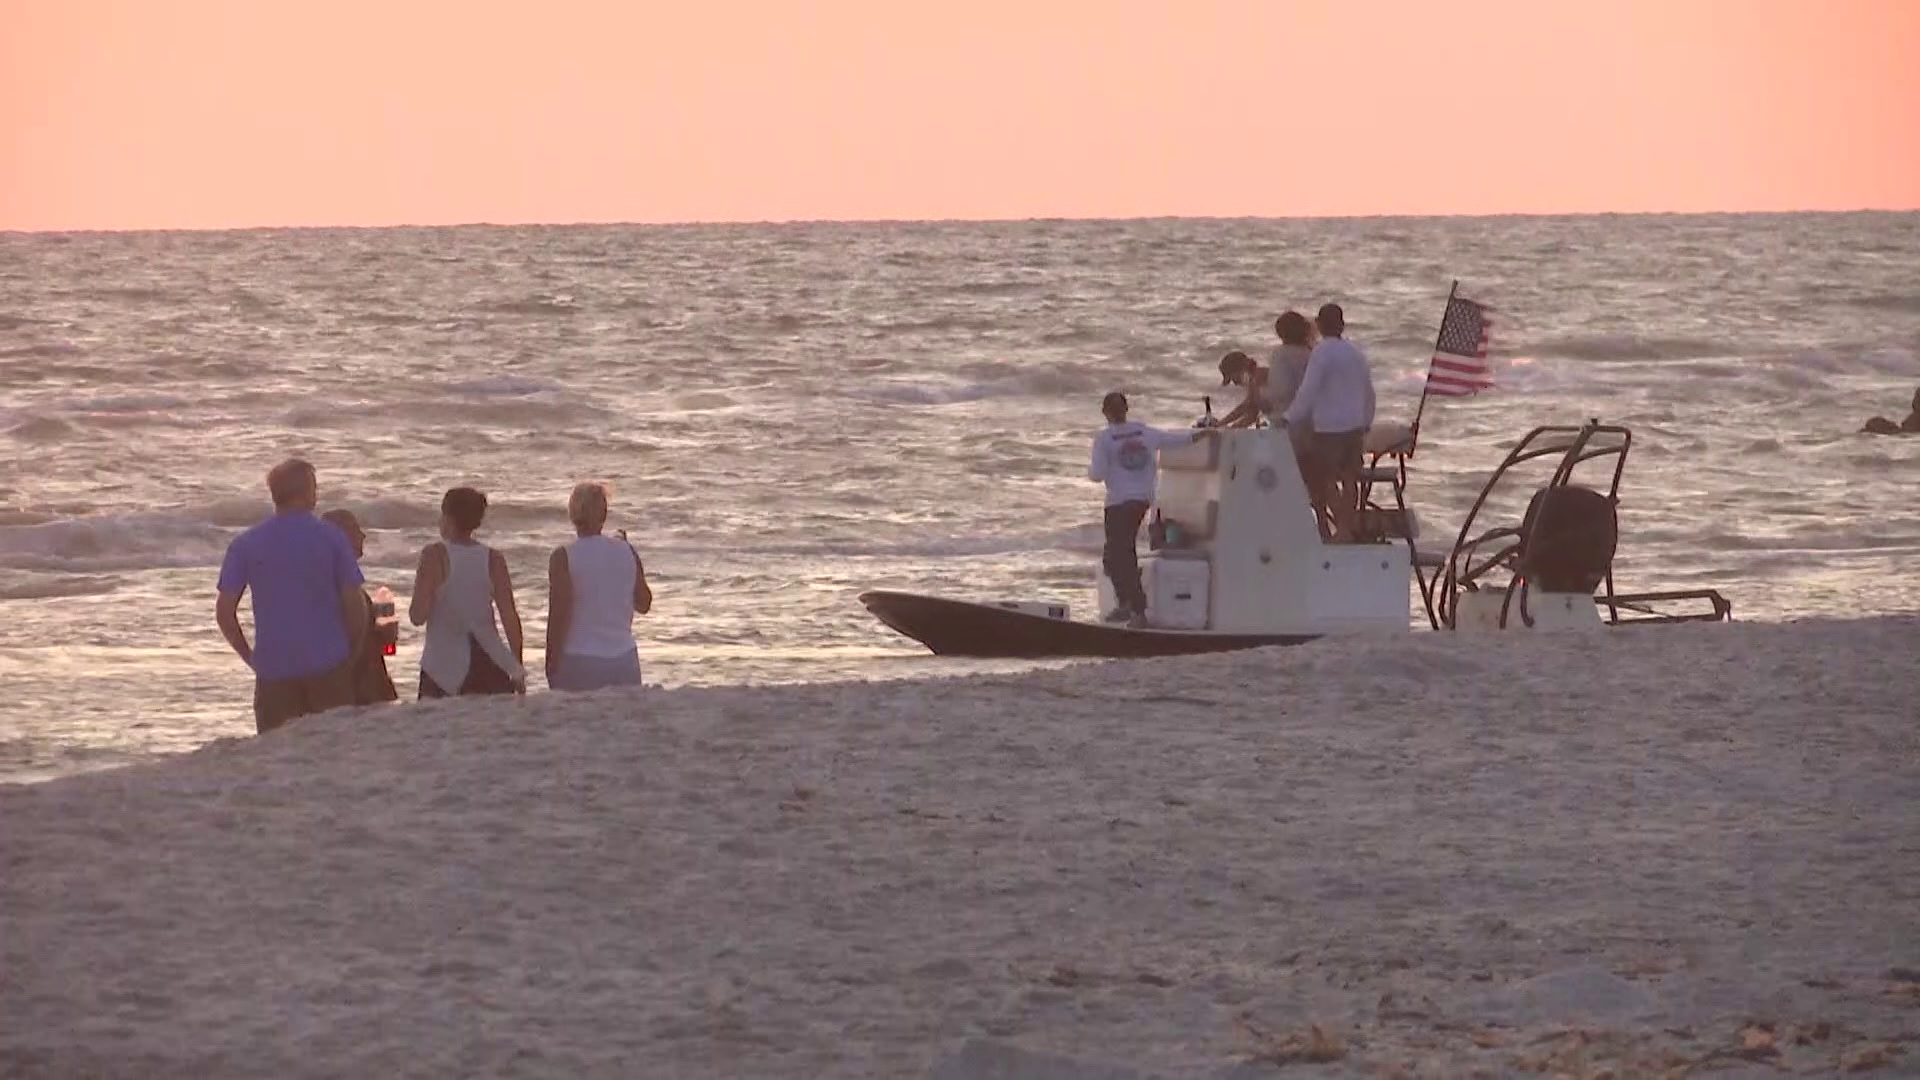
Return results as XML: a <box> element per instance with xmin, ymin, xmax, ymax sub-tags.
<box><xmin>1517</xmin><ymin>485</ymin><xmax>1617</xmax><ymax>594</ymax></box>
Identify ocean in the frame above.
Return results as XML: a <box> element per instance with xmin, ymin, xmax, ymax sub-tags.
<box><xmin>3</xmin><ymin>213</ymin><xmax>1917</xmax><ymax>783</ymax></box>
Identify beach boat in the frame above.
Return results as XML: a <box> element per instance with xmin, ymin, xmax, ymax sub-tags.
<box><xmin>858</xmin><ymin>419</ymin><xmax>1731</xmax><ymax>659</ymax></box>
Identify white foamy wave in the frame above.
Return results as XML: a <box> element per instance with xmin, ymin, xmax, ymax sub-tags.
<box><xmin>861</xmin><ymin>366</ymin><xmax>1108</xmax><ymax>406</ymax></box>
<box><xmin>347</xmin><ymin>498</ymin><xmax>442</xmax><ymax>530</ymax></box>
<box><xmin>335</xmin><ymin>497</ymin><xmax>567</xmax><ymax>531</ymax></box>
<box><xmin>0</xmin><ymin>572</ymin><xmax>124</xmax><ymax>601</ymax></box>
<box><xmin>0</xmin><ymin>513</ymin><xmax>234</xmax><ymax>573</ymax></box>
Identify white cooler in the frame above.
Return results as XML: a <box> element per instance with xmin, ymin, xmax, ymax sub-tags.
<box><xmin>1103</xmin><ymin>553</ymin><xmax>1212</xmax><ymax>629</ymax></box>
<box><xmin>1143</xmin><ymin>553</ymin><xmax>1211</xmax><ymax>629</ymax></box>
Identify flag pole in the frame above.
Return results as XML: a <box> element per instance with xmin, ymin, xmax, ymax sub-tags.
<box><xmin>1406</xmin><ymin>279</ymin><xmax>1458</xmax><ymax>459</ymax></box>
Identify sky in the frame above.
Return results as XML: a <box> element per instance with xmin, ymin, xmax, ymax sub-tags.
<box><xmin>3</xmin><ymin>0</ymin><xmax>1918</xmax><ymax>231</ymax></box>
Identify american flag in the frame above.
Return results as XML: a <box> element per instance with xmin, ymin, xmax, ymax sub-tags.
<box><xmin>1424</xmin><ymin>294</ymin><xmax>1495</xmax><ymax>397</ymax></box>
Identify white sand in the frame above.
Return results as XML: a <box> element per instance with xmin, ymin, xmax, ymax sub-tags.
<box><xmin>4</xmin><ymin>617</ymin><xmax>1918</xmax><ymax>1078</ymax></box>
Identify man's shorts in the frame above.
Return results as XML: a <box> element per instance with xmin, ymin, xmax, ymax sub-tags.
<box><xmin>253</xmin><ymin>664</ymin><xmax>356</xmax><ymax>734</ymax></box>
<box><xmin>1310</xmin><ymin>428</ymin><xmax>1366</xmax><ymax>483</ymax></box>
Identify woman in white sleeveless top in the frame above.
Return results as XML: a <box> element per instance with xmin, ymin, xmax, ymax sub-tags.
<box><xmin>409</xmin><ymin>486</ymin><xmax>526</xmax><ymax>698</ymax></box>
<box><xmin>544</xmin><ymin>481</ymin><xmax>651</xmax><ymax>692</ymax></box>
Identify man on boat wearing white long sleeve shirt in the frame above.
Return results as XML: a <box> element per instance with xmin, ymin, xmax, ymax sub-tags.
<box><xmin>1089</xmin><ymin>391</ymin><xmax>1213</xmax><ymax>627</ymax></box>
<box><xmin>1279</xmin><ymin>303</ymin><xmax>1375</xmax><ymax>542</ymax></box>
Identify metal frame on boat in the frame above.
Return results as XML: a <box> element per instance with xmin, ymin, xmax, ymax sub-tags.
<box><xmin>1432</xmin><ymin>421</ymin><xmax>1731</xmax><ymax>630</ymax></box>
<box><xmin>858</xmin><ymin>418</ymin><xmax>1731</xmax><ymax>658</ymax></box>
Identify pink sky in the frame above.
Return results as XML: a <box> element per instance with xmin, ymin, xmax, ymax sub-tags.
<box><xmin>4</xmin><ymin>0</ymin><xmax>1918</xmax><ymax>231</ymax></box>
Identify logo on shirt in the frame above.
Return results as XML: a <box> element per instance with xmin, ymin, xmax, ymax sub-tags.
<box><xmin>1116</xmin><ymin>437</ymin><xmax>1152</xmax><ymax>472</ymax></box>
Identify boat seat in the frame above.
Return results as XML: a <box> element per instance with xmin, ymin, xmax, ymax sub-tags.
<box><xmin>1357</xmin><ymin>505</ymin><xmax>1421</xmax><ymax>541</ymax></box>
<box><xmin>1364</xmin><ymin>421</ymin><xmax>1415</xmax><ymax>457</ymax></box>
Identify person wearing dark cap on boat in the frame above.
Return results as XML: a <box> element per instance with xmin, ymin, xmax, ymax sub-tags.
<box><xmin>1279</xmin><ymin>303</ymin><xmax>1375</xmax><ymax>542</ymax></box>
<box><xmin>1089</xmin><ymin>391</ymin><xmax>1215</xmax><ymax>628</ymax></box>
<box><xmin>1216</xmin><ymin>351</ymin><xmax>1274</xmax><ymax>429</ymax></box>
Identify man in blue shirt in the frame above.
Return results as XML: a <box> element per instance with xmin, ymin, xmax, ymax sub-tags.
<box><xmin>215</xmin><ymin>458</ymin><xmax>368</xmax><ymax>733</ymax></box>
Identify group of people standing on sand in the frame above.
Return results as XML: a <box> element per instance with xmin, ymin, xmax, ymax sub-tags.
<box><xmin>214</xmin><ymin>458</ymin><xmax>652</xmax><ymax>734</ymax></box>
<box><xmin>1089</xmin><ymin>302</ymin><xmax>1376</xmax><ymax>626</ymax></box>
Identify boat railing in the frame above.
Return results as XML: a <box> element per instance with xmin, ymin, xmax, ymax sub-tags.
<box><xmin>1434</xmin><ymin>419</ymin><xmax>1731</xmax><ymax>630</ymax></box>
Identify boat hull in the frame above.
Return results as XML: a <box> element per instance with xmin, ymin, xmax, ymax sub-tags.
<box><xmin>858</xmin><ymin>589</ymin><xmax>1318</xmax><ymax>659</ymax></box>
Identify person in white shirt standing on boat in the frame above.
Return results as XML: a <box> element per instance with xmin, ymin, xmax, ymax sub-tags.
<box><xmin>1279</xmin><ymin>303</ymin><xmax>1376</xmax><ymax>543</ymax></box>
<box><xmin>409</xmin><ymin>486</ymin><xmax>527</xmax><ymax>698</ymax></box>
<box><xmin>1089</xmin><ymin>391</ymin><xmax>1214</xmax><ymax>628</ymax></box>
<box><xmin>545</xmin><ymin>481</ymin><xmax>653</xmax><ymax>692</ymax></box>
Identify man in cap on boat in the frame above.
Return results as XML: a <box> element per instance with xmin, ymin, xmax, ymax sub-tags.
<box><xmin>214</xmin><ymin>459</ymin><xmax>368</xmax><ymax>733</ymax></box>
<box><xmin>1090</xmin><ymin>391</ymin><xmax>1216</xmax><ymax>628</ymax></box>
<box><xmin>322</xmin><ymin>508</ymin><xmax>400</xmax><ymax>707</ymax></box>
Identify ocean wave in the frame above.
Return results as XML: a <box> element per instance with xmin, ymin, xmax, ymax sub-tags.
<box><xmin>353</xmin><ymin>311</ymin><xmax>427</xmax><ymax>327</ymax></box>
<box><xmin>0</xmin><ymin>313</ymin><xmax>53</xmax><ymax>331</ymax></box>
<box><xmin>446</xmin><ymin>374</ymin><xmax>566</xmax><ymax>396</ymax></box>
<box><xmin>0</xmin><ymin>510</ymin><xmax>60</xmax><ymax>527</ymax></box>
<box><xmin>63</xmin><ymin>393</ymin><xmax>196</xmax><ymax>413</ymax></box>
<box><xmin>0</xmin><ymin>343</ymin><xmax>83</xmax><ymax>360</ymax></box>
<box><xmin>85</xmin><ymin>286</ymin><xmax>175</xmax><ymax>303</ymax></box>
<box><xmin>667</xmin><ymin>390</ymin><xmax>741</xmax><ymax>411</ymax></box>
<box><xmin>0</xmin><ymin>513</ymin><xmax>234</xmax><ymax>573</ymax></box>
<box><xmin>1532</xmin><ymin>334</ymin><xmax>1728</xmax><ymax>363</ymax></box>
<box><xmin>1696</xmin><ymin>525</ymin><xmax>1920</xmax><ymax>554</ymax></box>
<box><xmin>0</xmin><ymin>572</ymin><xmax>124</xmax><ymax>601</ymax></box>
<box><xmin>1848</xmin><ymin>292</ymin><xmax>1920</xmax><ymax>315</ymax></box>
<box><xmin>477</xmin><ymin>296</ymin><xmax>580</xmax><ymax>317</ymax></box>
<box><xmin>281</xmin><ymin>394</ymin><xmax>618</xmax><ymax>430</ymax></box>
<box><xmin>1776</xmin><ymin>347</ymin><xmax>1920</xmax><ymax>377</ymax></box>
<box><xmin>0</xmin><ymin>496</ymin><xmax>576</xmax><ymax>575</ymax></box>
<box><xmin>715</xmin><ymin>522</ymin><xmax>1105</xmax><ymax>560</ymax></box>
<box><xmin>863</xmin><ymin>365</ymin><xmax>1109</xmax><ymax>406</ymax></box>
<box><xmin>2</xmin><ymin>416</ymin><xmax>83</xmax><ymax>443</ymax></box>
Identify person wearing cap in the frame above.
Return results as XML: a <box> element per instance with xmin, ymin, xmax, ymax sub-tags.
<box><xmin>1279</xmin><ymin>303</ymin><xmax>1376</xmax><ymax>542</ymax></box>
<box><xmin>1089</xmin><ymin>391</ymin><xmax>1215</xmax><ymax>627</ymax></box>
<box><xmin>1215</xmin><ymin>351</ymin><xmax>1272</xmax><ymax>429</ymax></box>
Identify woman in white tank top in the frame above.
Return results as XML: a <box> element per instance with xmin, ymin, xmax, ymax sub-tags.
<box><xmin>544</xmin><ymin>481</ymin><xmax>652</xmax><ymax>692</ymax></box>
<box><xmin>409</xmin><ymin>486</ymin><xmax>526</xmax><ymax>698</ymax></box>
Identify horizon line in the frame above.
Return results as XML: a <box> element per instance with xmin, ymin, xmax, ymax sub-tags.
<box><xmin>6</xmin><ymin>204</ymin><xmax>1919</xmax><ymax>238</ymax></box>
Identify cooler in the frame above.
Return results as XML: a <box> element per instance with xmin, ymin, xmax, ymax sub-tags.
<box><xmin>1143</xmin><ymin>553</ymin><xmax>1211</xmax><ymax>629</ymax></box>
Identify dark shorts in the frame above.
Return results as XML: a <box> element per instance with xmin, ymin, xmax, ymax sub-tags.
<box><xmin>1309</xmin><ymin>428</ymin><xmax>1366</xmax><ymax>483</ymax></box>
<box><xmin>254</xmin><ymin>664</ymin><xmax>356</xmax><ymax>734</ymax></box>
<box><xmin>418</xmin><ymin>637</ymin><xmax>519</xmax><ymax>700</ymax></box>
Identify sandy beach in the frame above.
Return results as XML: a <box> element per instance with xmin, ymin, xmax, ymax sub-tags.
<box><xmin>3</xmin><ymin>616</ymin><xmax>1917</xmax><ymax>1078</ymax></box>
